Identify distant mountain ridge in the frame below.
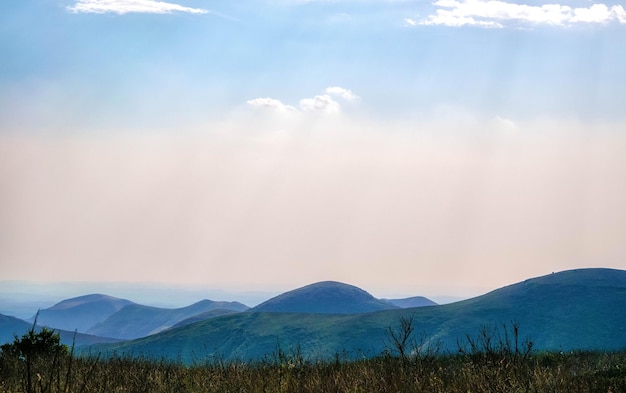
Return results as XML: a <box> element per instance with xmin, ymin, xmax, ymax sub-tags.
<box><xmin>251</xmin><ymin>281</ymin><xmax>398</xmax><ymax>314</ymax></box>
<box><xmin>383</xmin><ymin>296</ymin><xmax>437</xmax><ymax>308</ymax></box>
<box><xmin>87</xmin><ymin>300</ymin><xmax>249</xmax><ymax>340</ymax></box>
<box><xmin>87</xmin><ymin>268</ymin><xmax>626</xmax><ymax>363</ymax></box>
<box><xmin>2</xmin><ymin>281</ymin><xmax>436</xmax><ymax>343</ymax></box>
<box><xmin>23</xmin><ymin>293</ymin><xmax>249</xmax><ymax>341</ymax></box>
<box><xmin>32</xmin><ymin>294</ymin><xmax>136</xmax><ymax>333</ymax></box>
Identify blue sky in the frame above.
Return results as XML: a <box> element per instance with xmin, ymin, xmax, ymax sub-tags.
<box><xmin>2</xmin><ymin>0</ymin><xmax>625</xmax><ymax>130</ymax></box>
<box><xmin>1</xmin><ymin>0</ymin><xmax>626</xmax><ymax>299</ymax></box>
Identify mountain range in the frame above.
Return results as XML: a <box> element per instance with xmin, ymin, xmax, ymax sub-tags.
<box><xmin>31</xmin><ymin>294</ymin><xmax>135</xmax><ymax>333</ymax></box>
<box><xmin>85</xmin><ymin>268</ymin><xmax>626</xmax><ymax>363</ymax></box>
<box><xmin>28</xmin><ymin>295</ymin><xmax>249</xmax><ymax>340</ymax></box>
<box><xmin>5</xmin><ymin>282</ymin><xmax>431</xmax><ymax>341</ymax></box>
<box><xmin>87</xmin><ymin>300</ymin><xmax>249</xmax><ymax>339</ymax></box>
<box><xmin>2</xmin><ymin>268</ymin><xmax>625</xmax><ymax>363</ymax></box>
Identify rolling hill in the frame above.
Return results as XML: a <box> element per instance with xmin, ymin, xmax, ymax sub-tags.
<box><xmin>86</xmin><ymin>268</ymin><xmax>626</xmax><ymax>363</ymax></box>
<box><xmin>32</xmin><ymin>294</ymin><xmax>135</xmax><ymax>333</ymax></box>
<box><xmin>251</xmin><ymin>281</ymin><xmax>398</xmax><ymax>314</ymax></box>
<box><xmin>87</xmin><ymin>300</ymin><xmax>249</xmax><ymax>340</ymax></box>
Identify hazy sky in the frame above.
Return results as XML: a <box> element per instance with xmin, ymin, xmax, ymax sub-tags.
<box><xmin>1</xmin><ymin>0</ymin><xmax>626</xmax><ymax>300</ymax></box>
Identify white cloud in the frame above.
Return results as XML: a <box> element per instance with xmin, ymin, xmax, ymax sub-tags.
<box><xmin>325</xmin><ymin>86</ymin><xmax>359</xmax><ymax>101</ymax></box>
<box><xmin>67</xmin><ymin>0</ymin><xmax>209</xmax><ymax>14</ymax></box>
<box><xmin>571</xmin><ymin>3</ymin><xmax>613</xmax><ymax>23</ymax></box>
<box><xmin>300</xmin><ymin>95</ymin><xmax>341</xmax><ymax>114</ymax></box>
<box><xmin>417</xmin><ymin>0</ymin><xmax>626</xmax><ymax>28</ymax></box>
<box><xmin>248</xmin><ymin>87</ymin><xmax>357</xmax><ymax>116</ymax></box>
<box><xmin>616</xmin><ymin>5</ymin><xmax>626</xmax><ymax>23</ymax></box>
<box><xmin>247</xmin><ymin>97</ymin><xmax>298</xmax><ymax>113</ymax></box>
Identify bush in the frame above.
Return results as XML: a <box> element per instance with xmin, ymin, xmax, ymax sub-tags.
<box><xmin>0</xmin><ymin>320</ymin><xmax>69</xmax><ymax>393</ymax></box>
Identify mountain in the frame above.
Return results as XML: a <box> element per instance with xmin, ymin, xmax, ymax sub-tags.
<box><xmin>87</xmin><ymin>300</ymin><xmax>249</xmax><ymax>340</ymax></box>
<box><xmin>32</xmin><ymin>294</ymin><xmax>135</xmax><ymax>333</ymax></box>
<box><xmin>0</xmin><ymin>313</ymin><xmax>121</xmax><ymax>347</ymax></box>
<box><xmin>384</xmin><ymin>296</ymin><xmax>438</xmax><ymax>308</ymax></box>
<box><xmin>252</xmin><ymin>281</ymin><xmax>398</xmax><ymax>314</ymax></box>
<box><xmin>86</xmin><ymin>268</ymin><xmax>626</xmax><ymax>363</ymax></box>
<box><xmin>1</xmin><ymin>313</ymin><xmax>41</xmax><ymax>344</ymax></box>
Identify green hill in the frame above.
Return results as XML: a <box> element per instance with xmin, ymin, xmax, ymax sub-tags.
<box><xmin>251</xmin><ymin>281</ymin><xmax>398</xmax><ymax>314</ymax></box>
<box><xmin>87</xmin><ymin>300</ymin><xmax>249</xmax><ymax>340</ymax></box>
<box><xmin>87</xmin><ymin>268</ymin><xmax>626</xmax><ymax>363</ymax></box>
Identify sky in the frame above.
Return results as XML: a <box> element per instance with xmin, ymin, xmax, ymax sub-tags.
<box><xmin>1</xmin><ymin>0</ymin><xmax>626</xmax><ymax>304</ymax></box>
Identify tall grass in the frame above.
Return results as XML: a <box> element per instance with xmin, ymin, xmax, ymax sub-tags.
<box><xmin>3</xmin><ymin>349</ymin><xmax>626</xmax><ymax>392</ymax></box>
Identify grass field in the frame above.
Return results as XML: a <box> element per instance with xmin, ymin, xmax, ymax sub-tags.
<box><xmin>2</xmin><ymin>348</ymin><xmax>626</xmax><ymax>392</ymax></box>
<box><xmin>2</xmin><ymin>324</ymin><xmax>626</xmax><ymax>393</ymax></box>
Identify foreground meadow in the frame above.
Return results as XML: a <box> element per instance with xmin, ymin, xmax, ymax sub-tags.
<box><xmin>2</xmin><ymin>326</ymin><xmax>626</xmax><ymax>393</ymax></box>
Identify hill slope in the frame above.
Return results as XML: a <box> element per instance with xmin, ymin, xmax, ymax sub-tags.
<box><xmin>252</xmin><ymin>281</ymin><xmax>398</xmax><ymax>314</ymax></box>
<box><xmin>32</xmin><ymin>294</ymin><xmax>135</xmax><ymax>333</ymax></box>
<box><xmin>88</xmin><ymin>269</ymin><xmax>626</xmax><ymax>363</ymax></box>
<box><xmin>87</xmin><ymin>300</ymin><xmax>248</xmax><ymax>340</ymax></box>
<box><xmin>169</xmin><ymin>309</ymin><xmax>241</xmax><ymax>330</ymax></box>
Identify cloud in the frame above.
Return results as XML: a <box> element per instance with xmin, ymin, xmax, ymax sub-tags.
<box><xmin>246</xmin><ymin>97</ymin><xmax>298</xmax><ymax>113</ymax></box>
<box><xmin>247</xmin><ymin>87</ymin><xmax>357</xmax><ymax>115</ymax></box>
<box><xmin>299</xmin><ymin>95</ymin><xmax>341</xmax><ymax>114</ymax></box>
<box><xmin>67</xmin><ymin>0</ymin><xmax>209</xmax><ymax>14</ymax></box>
<box><xmin>571</xmin><ymin>3</ymin><xmax>623</xmax><ymax>23</ymax></box>
<box><xmin>325</xmin><ymin>86</ymin><xmax>359</xmax><ymax>101</ymax></box>
<box><xmin>417</xmin><ymin>0</ymin><xmax>626</xmax><ymax>28</ymax></box>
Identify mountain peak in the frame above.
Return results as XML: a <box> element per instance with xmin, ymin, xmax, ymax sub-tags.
<box><xmin>252</xmin><ymin>281</ymin><xmax>398</xmax><ymax>314</ymax></box>
<box><xmin>47</xmin><ymin>294</ymin><xmax>134</xmax><ymax>311</ymax></box>
<box><xmin>32</xmin><ymin>294</ymin><xmax>135</xmax><ymax>333</ymax></box>
<box><xmin>383</xmin><ymin>296</ymin><xmax>438</xmax><ymax>308</ymax></box>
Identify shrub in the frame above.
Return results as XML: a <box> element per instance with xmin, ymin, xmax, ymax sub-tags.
<box><xmin>0</xmin><ymin>319</ymin><xmax>69</xmax><ymax>393</ymax></box>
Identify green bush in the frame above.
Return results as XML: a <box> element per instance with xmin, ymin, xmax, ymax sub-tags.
<box><xmin>0</xmin><ymin>321</ymin><xmax>69</xmax><ymax>393</ymax></box>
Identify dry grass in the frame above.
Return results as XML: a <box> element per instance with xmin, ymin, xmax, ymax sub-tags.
<box><xmin>2</xmin><ymin>347</ymin><xmax>626</xmax><ymax>393</ymax></box>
